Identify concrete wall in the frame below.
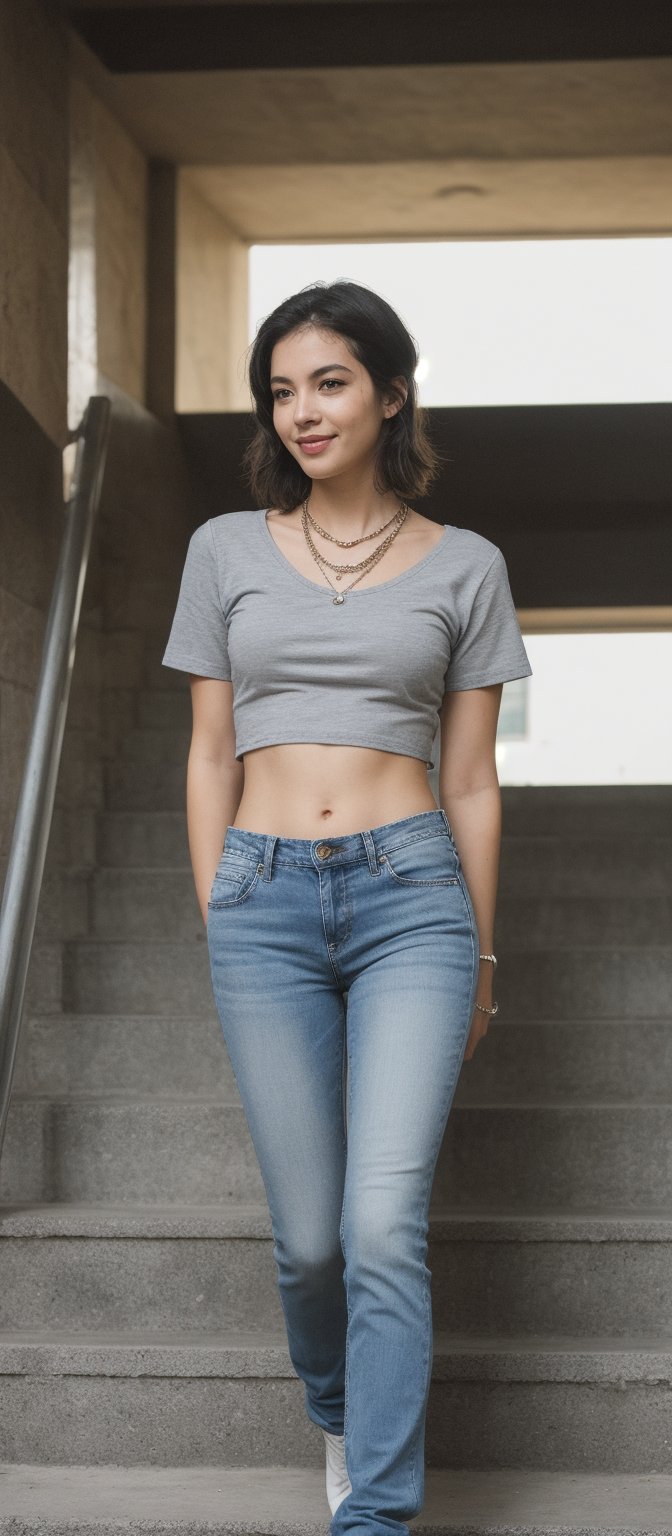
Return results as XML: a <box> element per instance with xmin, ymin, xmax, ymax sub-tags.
<box><xmin>0</xmin><ymin>0</ymin><xmax>69</xmax><ymax>447</ymax></box>
<box><xmin>0</xmin><ymin>4</ymin><xmax>191</xmax><ymax>994</ymax></box>
<box><xmin>0</xmin><ymin>0</ymin><xmax>89</xmax><ymax>897</ymax></box>
<box><xmin>69</xmin><ymin>67</ymin><xmax>148</xmax><ymax>426</ymax></box>
<box><xmin>176</xmin><ymin>173</ymin><xmax>250</xmax><ymax>412</ymax></box>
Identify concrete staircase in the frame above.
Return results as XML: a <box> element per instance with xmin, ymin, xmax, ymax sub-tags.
<box><xmin>2</xmin><ymin>655</ymin><xmax>672</xmax><ymax>1531</ymax></box>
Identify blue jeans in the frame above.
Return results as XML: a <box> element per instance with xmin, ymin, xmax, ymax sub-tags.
<box><xmin>206</xmin><ymin>808</ymin><xmax>479</xmax><ymax>1535</ymax></box>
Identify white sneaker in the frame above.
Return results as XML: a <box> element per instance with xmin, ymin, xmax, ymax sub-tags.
<box><xmin>321</xmin><ymin>1428</ymin><xmax>352</xmax><ymax>1514</ymax></box>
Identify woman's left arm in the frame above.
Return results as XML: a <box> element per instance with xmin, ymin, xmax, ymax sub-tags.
<box><xmin>438</xmin><ymin>682</ymin><xmax>503</xmax><ymax>1060</ymax></box>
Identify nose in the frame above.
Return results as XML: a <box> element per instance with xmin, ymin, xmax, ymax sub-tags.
<box><xmin>293</xmin><ymin>391</ymin><xmax>320</xmax><ymax>426</ymax></box>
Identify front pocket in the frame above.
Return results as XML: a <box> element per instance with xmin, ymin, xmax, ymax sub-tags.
<box><xmin>208</xmin><ymin>852</ymin><xmax>262</xmax><ymax>908</ymax></box>
<box><xmin>381</xmin><ymin>834</ymin><xmax>459</xmax><ymax>887</ymax></box>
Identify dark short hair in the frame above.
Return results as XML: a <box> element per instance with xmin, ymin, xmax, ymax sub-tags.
<box><xmin>243</xmin><ymin>279</ymin><xmax>440</xmax><ymax>511</ymax></box>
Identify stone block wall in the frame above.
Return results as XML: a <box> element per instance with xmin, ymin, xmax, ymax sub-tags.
<box><xmin>0</xmin><ymin>1</ymin><xmax>192</xmax><ymax>976</ymax></box>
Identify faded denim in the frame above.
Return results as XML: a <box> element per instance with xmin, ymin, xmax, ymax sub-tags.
<box><xmin>206</xmin><ymin>808</ymin><xmax>479</xmax><ymax>1535</ymax></box>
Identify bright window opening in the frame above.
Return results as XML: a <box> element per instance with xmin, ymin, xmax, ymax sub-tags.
<box><xmin>492</xmin><ymin>633</ymin><xmax>672</xmax><ymax>785</ymax></box>
<box><xmin>250</xmin><ymin>238</ymin><xmax>672</xmax><ymax>406</ymax></box>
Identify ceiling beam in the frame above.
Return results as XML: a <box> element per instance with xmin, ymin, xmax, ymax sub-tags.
<box><xmin>69</xmin><ymin>1</ymin><xmax>672</xmax><ymax>73</ymax></box>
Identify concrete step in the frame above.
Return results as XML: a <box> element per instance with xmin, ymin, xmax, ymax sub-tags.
<box><xmin>12</xmin><ymin>1014</ymin><xmax>672</xmax><ymax>1106</ymax></box>
<box><xmin>3</xmin><ymin>1204</ymin><xmax>672</xmax><ymax>1338</ymax></box>
<box><xmin>136</xmin><ymin>687</ymin><xmax>192</xmax><ymax>730</ymax></box>
<box><xmin>145</xmin><ymin>654</ymin><xmax>188</xmax><ymax>692</ymax></box>
<box><xmin>2</xmin><ymin>1329</ymin><xmax>672</xmax><ymax>1469</ymax></box>
<box><xmin>60</xmin><ymin>939</ymin><xmax>672</xmax><ymax>1019</ymax></box>
<box><xmin>104</xmin><ymin>757</ymin><xmax>187</xmax><ymax>812</ymax></box>
<box><xmin>86</xmin><ymin>867</ymin><xmax>672</xmax><ymax>942</ymax></box>
<box><xmin>3</xmin><ymin>1464</ymin><xmax>672</xmax><ymax>1533</ymax></box>
<box><xmin>497</xmin><ymin>837</ymin><xmax>672</xmax><ymax>898</ymax></box>
<box><xmin>13</xmin><ymin>1013</ymin><xmax>232</xmax><ymax>1099</ymax></box>
<box><xmin>62</xmin><ymin>939</ymin><xmax>213</xmax><ymax>1015</ymax></box>
<box><xmin>499</xmin><ymin>785</ymin><xmax>672</xmax><ymax>838</ymax></box>
<box><xmin>23</xmin><ymin>945</ymin><xmax>63</xmax><ymax>1014</ymax></box>
<box><xmin>0</xmin><ymin>1100</ymin><xmax>263</xmax><ymax>1204</ymax></box>
<box><xmin>4</xmin><ymin>1098</ymin><xmax>672</xmax><ymax>1208</ymax></box>
<box><xmin>33</xmin><ymin>868</ymin><xmax>90</xmax><ymax>941</ymax></box>
<box><xmin>97</xmin><ymin>811</ymin><xmax>189</xmax><ymax>868</ymax></box>
<box><xmin>118</xmin><ymin>726</ymin><xmax>192</xmax><ymax>766</ymax></box>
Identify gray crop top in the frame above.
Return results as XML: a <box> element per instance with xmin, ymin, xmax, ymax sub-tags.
<box><xmin>161</xmin><ymin>508</ymin><xmax>532</xmax><ymax>770</ymax></box>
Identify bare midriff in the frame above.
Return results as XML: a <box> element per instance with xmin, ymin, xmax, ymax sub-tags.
<box><xmin>232</xmin><ymin>743</ymin><xmax>437</xmax><ymax>839</ymax></box>
<box><xmin>231</xmin><ymin>510</ymin><xmax>443</xmax><ymax>837</ymax></box>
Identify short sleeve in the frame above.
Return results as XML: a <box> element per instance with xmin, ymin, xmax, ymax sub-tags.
<box><xmin>443</xmin><ymin>547</ymin><xmax>532</xmax><ymax>693</ymax></box>
<box><xmin>161</xmin><ymin>520</ymin><xmax>231</xmax><ymax>680</ymax></box>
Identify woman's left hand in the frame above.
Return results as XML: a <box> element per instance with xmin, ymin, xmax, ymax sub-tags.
<box><xmin>463</xmin><ymin>966</ymin><xmax>495</xmax><ymax>1061</ymax></box>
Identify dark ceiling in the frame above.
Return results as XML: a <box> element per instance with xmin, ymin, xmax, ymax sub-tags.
<box><xmin>67</xmin><ymin>1</ymin><xmax>672</xmax><ymax>73</ymax></box>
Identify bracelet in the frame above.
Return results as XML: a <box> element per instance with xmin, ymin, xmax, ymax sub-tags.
<box><xmin>476</xmin><ymin>954</ymin><xmax>498</xmax><ymax>1016</ymax></box>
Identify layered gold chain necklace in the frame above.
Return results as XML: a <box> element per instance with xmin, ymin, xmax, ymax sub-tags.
<box><xmin>300</xmin><ymin>497</ymin><xmax>409</xmax><ymax>605</ymax></box>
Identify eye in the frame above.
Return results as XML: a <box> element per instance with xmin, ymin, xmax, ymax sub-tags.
<box><xmin>272</xmin><ymin>388</ymin><xmax>292</xmax><ymax>401</ymax></box>
<box><xmin>320</xmin><ymin>378</ymin><xmax>344</xmax><ymax>391</ymax></box>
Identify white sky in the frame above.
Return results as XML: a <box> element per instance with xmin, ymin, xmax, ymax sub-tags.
<box><xmin>250</xmin><ymin>238</ymin><xmax>672</xmax><ymax>406</ymax></box>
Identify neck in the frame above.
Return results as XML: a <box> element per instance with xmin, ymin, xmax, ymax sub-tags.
<box><xmin>304</xmin><ymin>469</ymin><xmax>402</xmax><ymax>540</ymax></box>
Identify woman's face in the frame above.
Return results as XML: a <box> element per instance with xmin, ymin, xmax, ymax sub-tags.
<box><xmin>270</xmin><ymin>324</ymin><xmax>402</xmax><ymax>486</ymax></box>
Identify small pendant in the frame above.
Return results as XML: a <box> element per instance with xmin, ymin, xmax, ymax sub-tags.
<box><xmin>333</xmin><ymin>593</ymin><xmax>345</xmax><ymax>605</ymax></box>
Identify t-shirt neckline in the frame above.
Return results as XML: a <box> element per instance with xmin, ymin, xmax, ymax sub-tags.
<box><xmin>260</xmin><ymin>508</ymin><xmax>448</xmax><ymax>596</ymax></box>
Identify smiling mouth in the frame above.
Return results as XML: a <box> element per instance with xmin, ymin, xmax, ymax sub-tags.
<box><xmin>297</xmin><ymin>437</ymin><xmax>334</xmax><ymax>446</ymax></box>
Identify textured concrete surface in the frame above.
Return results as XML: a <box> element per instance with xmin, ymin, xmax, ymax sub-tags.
<box><xmin>82</xmin><ymin>53</ymin><xmax>672</xmax><ymax>165</ymax></box>
<box><xmin>176</xmin><ymin>174</ymin><xmax>249</xmax><ymax>412</ymax></box>
<box><xmin>59</xmin><ymin>936</ymin><xmax>672</xmax><ymax>1019</ymax></box>
<box><xmin>6</xmin><ymin>1096</ymin><xmax>672</xmax><ymax>1208</ymax></box>
<box><xmin>3</xmin><ymin>1330</ymin><xmax>672</xmax><ymax>1383</ymax></box>
<box><xmin>0</xmin><ymin>1101</ymin><xmax>265</xmax><ymax>1204</ymax></box>
<box><xmin>186</xmin><ymin>153</ymin><xmax>672</xmax><ymax>242</ymax></box>
<box><xmin>86</xmin><ymin>872</ymin><xmax>672</xmax><ymax>945</ymax></box>
<box><xmin>498</xmin><ymin>787</ymin><xmax>672</xmax><ymax>839</ymax></box>
<box><xmin>3</xmin><ymin>1464</ymin><xmax>672</xmax><ymax>1533</ymax></box>
<box><xmin>0</xmin><ymin>1</ymin><xmax>68</xmax><ymax>444</ymax></box>
<box><xmin>14</xmin><ymin>1011</ymin><xmax>672</xmax><ymax>1103</ymax></box>
<box><xmin>96</xmin><ymin>810</ymin><xmax>191</xmax><ymax>868</ymax></box>
<box><xmin>4</xmin><ymin>1204</ymin><xmax>672</xmax><ymax>1243</ymax></box>
<box><xmin>4</xmin><ymin>1205</ymin><xmax>672</xmax><ymax>1336</ymax></box>
<box><xmin>4</xmin><ymin>1333</ymin><xmax>672</xmax><ymax>1468</ymax></box>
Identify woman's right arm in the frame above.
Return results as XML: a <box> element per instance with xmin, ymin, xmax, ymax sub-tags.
<box><xmin>187</xmin><ymin>676</ymin><xmax>245</xmax><ymax>925</ymax></box>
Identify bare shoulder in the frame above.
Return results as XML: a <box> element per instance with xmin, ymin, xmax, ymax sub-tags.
<box><xmin>406</xmin><ymin>509</ymin><xmax>445</xmax><ymax>548</ymax></box>
<box><xmin>266</xmin><ymin>506</ymin><xmax>301</xmax><ymax>530</ymax></box>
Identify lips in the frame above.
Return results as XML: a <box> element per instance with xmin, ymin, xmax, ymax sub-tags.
<box><xmin>297</xmin><ymin>436</ymin><xmax>335</xmax><ymax>453</ymax></box>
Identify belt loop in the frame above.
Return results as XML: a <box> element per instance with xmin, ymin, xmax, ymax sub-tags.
<box><xmin>261</xmin><ymin>834</ymin><xmax>277</xmax><ymax>881</ymax></box>
<box><xmin>361</xmin><ymin>828</ymin><xmax>381</xmax><ymax>876</ymax></box>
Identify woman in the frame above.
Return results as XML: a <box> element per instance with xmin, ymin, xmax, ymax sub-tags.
<box><xmin>162</xmin><ymin>280</ymin><xmax>532</xmax><ymax>1535</ymax></box>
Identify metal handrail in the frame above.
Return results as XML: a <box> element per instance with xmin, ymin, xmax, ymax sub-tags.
<box><xmin>0</xmin><ymin>396</ymin><xmax>111</xmax><ymax>1159</ymax></box>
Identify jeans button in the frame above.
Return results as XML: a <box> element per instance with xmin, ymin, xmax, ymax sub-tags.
<box><xmin>316</xmin><ymin>844</ymin><xmax>333</xmax><ymax>859</ymax></box>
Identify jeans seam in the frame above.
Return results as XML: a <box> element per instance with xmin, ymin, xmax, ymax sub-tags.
<box><xmin>408</xmin><ymin>1262</ymin><xmax>432</xmax><ymax>1514</ymax></box>
<box><xmin>383</xmin><ymin>869</ymin><xmax>459</xmax><ymax>888</ymax></box>
<box><xmin>379</xmin><ymin>830</ymin><xmax>452</xmax><ymax>855</ymax></box>
<box><xmin>339</xmin><ymin>1195</ymin><xmax>351</xmax><ymax>1441</ymax></box>
<box><xmin>318</xmin><ymin>872</ymin><xmax>346</xmax><ymax>986</ymax></box>
<box><xmin>456</xmin><ymin>874</ymin><xmax>479</xmax><ymax>1030</ymax></box>
<box><xmin>208</xmin><ymin>868</ymin><xmax>262</xmax><ymax>908</ymax></box>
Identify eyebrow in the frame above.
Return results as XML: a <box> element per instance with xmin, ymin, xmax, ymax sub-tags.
<box><xmin>270</xmin><ymin>363</ymin><xmax>354</xmax><ymax>384</ymax></box>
